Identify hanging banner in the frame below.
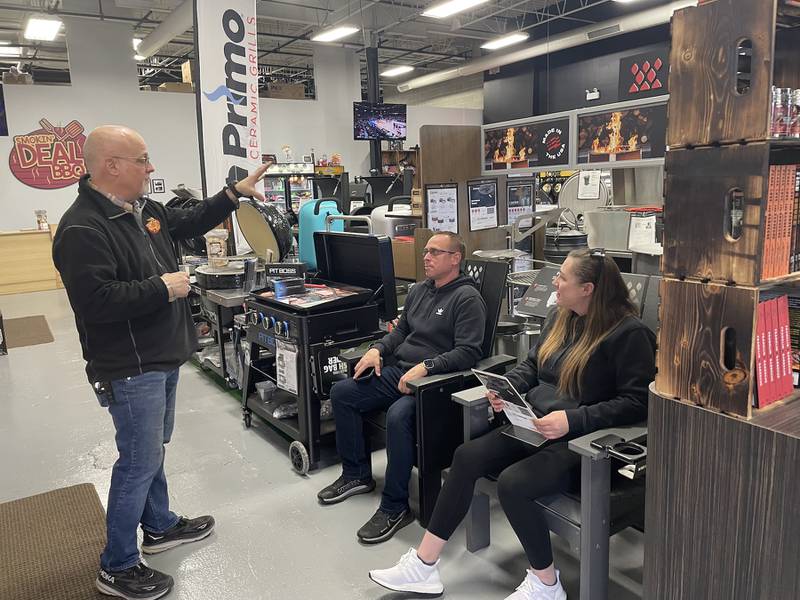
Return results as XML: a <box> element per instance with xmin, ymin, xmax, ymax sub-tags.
<box><xmin>194</xmin><ymin>0</ymin><xmax>262</xmax><ymax>250</ymax></box>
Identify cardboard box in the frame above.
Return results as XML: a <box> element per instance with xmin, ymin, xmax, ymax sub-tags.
<box><xmin>411</xmin><ymin>188</ymin><xmax>423</xmax><ymax>216</ymax></box>
<box><xmin>181</xmin><ymin>60</ymin><xmax>193</xmax><ymax>84</ymax></box>
<box><xmin>158</xmin><ymin>82</ymin><xmax>194</xmax><ymax>93</ymax></box>
<box><xmin>3</xmin><ymin>72</ymin><xmax>32</xmax><ymax>85</ymax></box>
<box><xmin>392</xmin><ymin>238</ymin><xmax>416</xmax><ymax>281</ymax></box>
<box><xmin>265</xmin><ymin>82</ymin><xmax>306</xmax><ymax>99</ymax></box>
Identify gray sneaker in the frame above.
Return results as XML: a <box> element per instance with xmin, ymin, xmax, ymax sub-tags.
<box><xmin>317</xmin><ymin>475</ymin><xmax>376</xmax><ymax>505</ymax></box>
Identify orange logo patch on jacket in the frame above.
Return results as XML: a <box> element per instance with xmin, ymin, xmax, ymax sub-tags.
<box><xmin>145</xmin><ymin>217</ymin><xmax>161</xmax><ymax>234</ymax></box>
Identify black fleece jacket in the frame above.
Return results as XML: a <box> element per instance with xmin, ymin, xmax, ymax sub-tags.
<box><xmin>373</xmin><ymin>273</ymin><xmax>487</xmax><ymax>374</ymax></box>
<box><xmin>505</xmin><ymin>311</ymin><xmax>656</xmax><ymax>436</ymax></box>
<box><xmin>53</xmin><ymin>175</ymin><xmax>238</xmax><ymax>383</ymax></box>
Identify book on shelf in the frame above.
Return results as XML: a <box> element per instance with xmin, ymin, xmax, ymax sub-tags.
<box><xmin>755</xmin><ymin>294</ymin><xmax>795</xmax><ymax>408</ymax></box>
<box><xmin>762</xmin><ymin>165</ymin><xmax>800</xmax><ymax>280</ymax></box>
<box><xmin>789</xmin><ymin>295</ymin><xmax>800</xmax><ymax>386</ymax></box>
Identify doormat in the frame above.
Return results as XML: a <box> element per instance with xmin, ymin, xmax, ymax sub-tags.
<box><xmin>3</xmin><ymin>315</ymin><xmax>54</xmax><ymax>348</ymax></box>
<box><xmin>0</xmin><ymin>483</ymin><xmax>106</xmax><ymax>600</ymax></box>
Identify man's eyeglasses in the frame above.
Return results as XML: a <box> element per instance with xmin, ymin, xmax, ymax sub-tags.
<box><xmin>422</xmin><ymin>248</ymin><xmax>457</xmax><ymax>258</ymax></box>
<box><xmin>112</xmin><ymin>155</ymin><xmax>151</xmax><ymax>166</ymax></box>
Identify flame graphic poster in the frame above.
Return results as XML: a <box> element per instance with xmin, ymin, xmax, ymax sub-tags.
<box><xmin>577</xmin><ymin>104</ymin><xmax>666</xmax><ymax>164</ymax></box>
<box><xmin>484</xmin><ymin>118</ymin><xmax>569</xmax><ymax>171</ymax></box>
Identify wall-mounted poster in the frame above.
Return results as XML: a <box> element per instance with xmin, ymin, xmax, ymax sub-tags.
<box><xmin>506</xmin><ymin>181</ymin><xmax>534</xmax><ymax>226</ymax></box>
<box><xmin>0</xmin><ymin>86</ymin><xmax>7</xmax><ymax>136</ymax></box>
<box><xmin>425</xmin><ymin>183</ymin><xmax>458</xmax><ymax>233</ymax></box>
<box><xmin>9</xmin><ymin>118</ymin><xmax>87</xmax><ymax>189</ymax></box>
<box><xmin>467</xmin><ymin>178</ymin><xmax>498</xmax><ymax>231</ymax></box>
<box><xmin>484</xmin><ymin>118</ymin><xmax>569</xmax><ymax>171</ymax></box>
<box><xmin>619</xmin><ymin>49</ymin><xmax>669</xmax><ymax>101</ymax></box>
<box><xmin>577</xmin><ymin>104</ymin><xmax>667</xmax><ymax>164</ymax></box>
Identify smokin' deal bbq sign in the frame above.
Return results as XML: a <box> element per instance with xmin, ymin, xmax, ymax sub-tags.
<box><xmin>9</xmin><ymin>118</ymin><xmax>86</xmax><ymax>189</ymax></box>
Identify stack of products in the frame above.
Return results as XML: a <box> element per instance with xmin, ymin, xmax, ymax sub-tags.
<box><xmin>788</xmin><ymin>295</ymin><xmax>800</xmax><ymax>386</ymax></box>
<box><xmin>770</xmin><ymin>86</ymin><xmax>800</xmax><ymax>139</ymax></box>
<box><xmin>761</xmin><ymin>164</ymin><xmax>800</xmax><ymax>279</ymax></box>
<box><xmin>755</xmin><ymin>294</ymin><xmax>795</xmax><ymax>408</ymax></box>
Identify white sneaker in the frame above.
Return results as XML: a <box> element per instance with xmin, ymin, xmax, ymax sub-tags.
<box><xmin>504</xmin><ymin>569</ymin><xmax>567</xmax><ymax>600</ymax></box>
<box><xmin>368</xmin><ymin>547</ymin><xmax>444</xmax><ymax>595</ymax></box>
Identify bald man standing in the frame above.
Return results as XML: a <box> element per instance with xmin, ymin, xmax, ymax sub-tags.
<box><xmin>53</xmin><ymin>125</ymin><xmax>267</xmax><ymax>600</ymax></box>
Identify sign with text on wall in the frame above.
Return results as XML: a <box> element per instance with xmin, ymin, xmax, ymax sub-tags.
<box><xmin>194</xmin><ymin>0</ymin><xmax>262</xmax><ymax>250</ymax></box>
<box><xmin>9</xmin><ymin>118</ymin><xmax>86</xmax><ymax>189</ymax></box>
<box><xmin>483</xmin><ymin>118</ymin><xmax>569</xmax><ymax>172</ymax></box>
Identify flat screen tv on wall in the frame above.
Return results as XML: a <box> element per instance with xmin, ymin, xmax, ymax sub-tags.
<box><xmin>353</xmin><ymin>102</ymin><xmax>407</xmax><ymax>140</ymax></box>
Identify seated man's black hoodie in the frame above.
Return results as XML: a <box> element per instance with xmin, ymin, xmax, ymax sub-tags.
<box><xmin>372</xmin><ymin>273</ymin><xmax>487</xmax><ymax>375</ymax></box>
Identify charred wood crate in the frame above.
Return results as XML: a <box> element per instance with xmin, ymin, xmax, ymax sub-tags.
<box><xmin>667</xmin><ymin>0</ymin><xmax>800</xmax><ymax>149</ymax></box>
<box><xmin>655</xmin><ymin>278</ymin><xmax>797</xmax><ymax>418</ymax></box>
<box><xmin>662</xmin><ymin>143</ymin><xmax>800</xmax><ymax>286</ymax></box>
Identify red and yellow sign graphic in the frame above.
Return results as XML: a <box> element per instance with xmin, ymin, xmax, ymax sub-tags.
<box><xmin>9</xmin><ymin>118</ymin><xmax>87</xmax><ymax>189</ymax></box>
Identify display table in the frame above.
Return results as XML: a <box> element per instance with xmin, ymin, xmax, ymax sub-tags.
<box><xmin>0</xmin><ymin>229</ymin><xmax>61</xmax><ymax>295</ymax></box>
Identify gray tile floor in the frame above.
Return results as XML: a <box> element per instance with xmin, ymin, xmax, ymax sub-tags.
<box><xmin>0</xmin><ymin>290</ymin><xmax>644</xmax><ymax>600</ymax></box>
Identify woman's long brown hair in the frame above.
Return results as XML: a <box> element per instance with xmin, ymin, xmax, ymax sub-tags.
<box><xmin>538</xmin><ymin>249</ymin><xmax>638</xmax><ymax>398</ymax></box>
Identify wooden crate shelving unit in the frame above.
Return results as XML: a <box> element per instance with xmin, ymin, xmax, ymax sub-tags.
<box><xmin>646</xmin><ymin>2</ymin><xmax>800</xmax><ymax>597</ymax></box>
<box><xmin>656</xmin><ymin>0</ymin><xmax>800</xmax><ymax>418</ymax></box>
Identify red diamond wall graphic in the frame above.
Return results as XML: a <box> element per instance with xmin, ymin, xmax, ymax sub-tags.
<box><xmin>628</xmin><ymin>58</ymin><xmax>664</xmax><ymax>94</ymax></box>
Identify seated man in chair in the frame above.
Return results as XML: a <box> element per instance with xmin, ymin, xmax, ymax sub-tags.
<box><xmin>317</xmin><ymin>232</ymin><xmax>487</xmax><ymax>544</ymax></box>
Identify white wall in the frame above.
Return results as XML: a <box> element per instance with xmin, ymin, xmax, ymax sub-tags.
<box><xmin>0</xmin><ymin>18</ymin><xmax>482</xmax><ymax>231</ymax></box>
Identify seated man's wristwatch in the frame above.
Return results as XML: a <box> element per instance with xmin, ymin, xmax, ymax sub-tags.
<box><xmin>423</xmin><ymin>358</ymin><xmax>436</xmax><ymax>373</ymax></box>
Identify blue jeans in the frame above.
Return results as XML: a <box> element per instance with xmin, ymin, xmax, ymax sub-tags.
<box><xmin>330</xmin><ymin>365</ymin><xmax>416</xmax><ymax>514</ymax></box>
<box><xmin>95</xmin><ymin>369</ymin><xmax>181</xmax><ymax>571</ymax></box>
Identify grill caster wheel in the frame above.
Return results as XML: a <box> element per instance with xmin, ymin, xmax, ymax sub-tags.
<box><xmin>289</xmin><ymin>441</ymin><xmax>309</xmax><ymax>475</ymax></box>
<box><xmin>243</xmin><ymin>411</ymin><xmax>252</xmax><ymax>428</ymax></box>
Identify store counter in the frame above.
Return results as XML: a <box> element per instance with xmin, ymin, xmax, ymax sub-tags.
<box><xmin>0</xmin><ymin>227</ymin><xmax>61</xmax><ymax>295</ymax></box>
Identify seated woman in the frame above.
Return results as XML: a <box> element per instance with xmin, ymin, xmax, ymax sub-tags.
<box><xmin>368</xmin><ymin>248</ymin><xmax>656</xmax><ymax>600</ymax></box>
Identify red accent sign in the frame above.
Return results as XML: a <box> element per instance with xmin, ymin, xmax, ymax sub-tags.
<box><xmin>628</xmin><ymin>60</ymin><xmax>663</xmax><ymax>94</ymax></box>
<box><xmin>9</xmin><ymin>118</ymin><xmax>87</xmax><ymax>189</ymax></box>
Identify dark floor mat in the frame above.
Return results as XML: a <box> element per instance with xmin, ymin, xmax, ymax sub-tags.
<box><xmin>0</xmin><ymin>483</ymin><xmax>106</xmax><ymax>600</ymax></box>
<box><xmin>3</xmin><ymin>315</ymin><xmax>54</xmax><ymax>348</ymax></box>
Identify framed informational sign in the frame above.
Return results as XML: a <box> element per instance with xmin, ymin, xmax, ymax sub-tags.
<box><xmin>484</xmin><ymin>117</ymin><xmax>570</xmax><ymax>172</ymax></box>
<box><xmin>425</xmin><ymin>183</ymin><xmax>459</xmax><ymax>233</ymax></box>
<box><xmin>577</xmin><ymin>103</ymin><xmax>667</xmax><ymax>164</ymax></box>
<box><xmin>467</xmin><ymin>178</ymin><xmax>498</xmax><ymax>231</ymax></box>
<box><xmin>506</xmin><ymin>180</ymin><xmax>534</xmax><ymax>226</ymax></box>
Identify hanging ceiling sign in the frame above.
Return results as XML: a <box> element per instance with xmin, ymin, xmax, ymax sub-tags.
<box><xmin>9</xmin><ymin>118</ymin><xmax>86</xmax><ymax>189</ymax></box>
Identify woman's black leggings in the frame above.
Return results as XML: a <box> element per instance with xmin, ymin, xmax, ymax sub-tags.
<box><xmin>427</xmin><ymin>426</ymin><xmax>581</xmax><ymax>569</ymax></box>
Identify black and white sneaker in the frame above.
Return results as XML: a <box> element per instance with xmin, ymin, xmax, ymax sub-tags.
<box><xmin>95</xmin><ymin>562</ymin><xmax>173</xmax><ymax>600</ymax></box>
<box><xmin>357</xmin><ymin>507</ymin><xmax>415</xmax><ymax>544</ymax></box>
<box><xmin>141</xmin><ymin>515</ymin><xmax>215</xmax><ymax>555</ymax></box>
<box><xmin>317</xmin><ymin>475</ymin><xmax>376</xmax><ymax>505</ymax></box>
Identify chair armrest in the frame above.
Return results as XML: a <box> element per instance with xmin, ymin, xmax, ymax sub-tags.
<box><xmin>567</xmin><ymin>424</ymin><xmax>647</xmax><ymax>460</ymax></box>
<box><xmin>406</xmin><ymin>354</ymin><xmax>516</xmax><ymax>392</ymax></box>
<box><xmin>339</xmin><ymin>348</ymin><xmax>366</xmax><ymax>377</ymax></box>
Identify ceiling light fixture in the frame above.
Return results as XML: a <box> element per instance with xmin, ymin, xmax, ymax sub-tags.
<box><xmin>382</xmin><ymin>65</ymin><xmax>415</xmax><ymax>77</ymax></box>
<box><xmin>311</xmin><ymin>26</ymin><xmax>359</xmax><ymax>43</ymax></box>
<box><xmin>134</xmin><ymin>54</ymin><xmax>146</xmax><ymax>61</ymax></box>
<box><xmin>133</xmin><ymin>38</ymin><xmax>142</xmax><ymax>50</ymax></box>
<box><xmin>481</xmin><ymin>32</ymin><xmax>529</xmax><ymax>50</ymax></box>
<box><xmin>24</xmin><ymin>17</ymin><xmax>62</xmax><ymax>41</ymax></box>
<box><xmin>0</xmin><ymin>46</ymin><xmax>21</xmax><ymax>57</ymax></box>
<box><xmin>422</xmin><ymin>0</ymin><xmax>491</xmax><ymax>19</ymax></box>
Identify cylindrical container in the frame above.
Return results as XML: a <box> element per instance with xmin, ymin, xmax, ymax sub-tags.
<box><xmin>790</xmin><ymin>89</ymin><xmax>800</xmax><ymax>139</ymax></box>
<box><xmin>34</xmin><ymin>209</ymin><xmax>48</xmax><ymax>231</ymax></box>
<box><xmin>543</xmin><ymin>227</ymin><xmax>588</xmax><ymax>265</ymax></box>
<box><xmin>204</xmin><ymin>229</ymin><xmax>229</xmax><ymax>268</ymax></box>
<box><xmin>770</xmin><ymin>87</ymin><xmax>792</xmax><ymax>138</ymax></box>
